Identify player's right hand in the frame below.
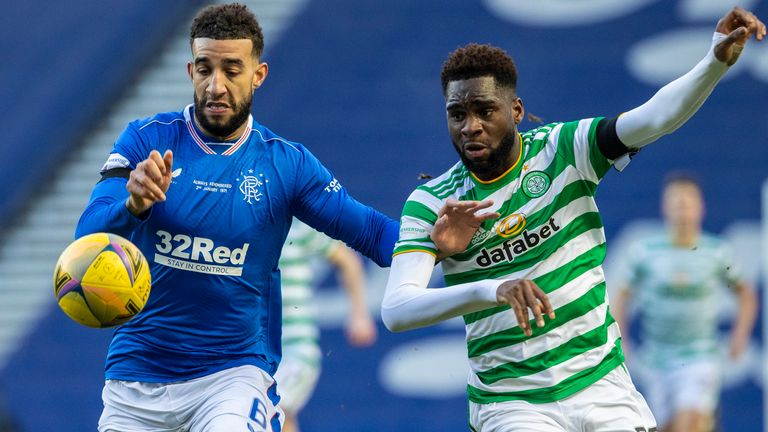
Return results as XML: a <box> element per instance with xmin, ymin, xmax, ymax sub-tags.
<box><xmin>714</xmin><ymin>7</ymin><xmax>766</xmax><ymax>66</ymax></box>
<box><xmin>125</xmin><ymin>149</ymin><xmax>173</xmax><ymax>216</ymax></box>
<box><xmin>496</xmin><ymin>279</ymin><xmax>555</xmax><ymax>337</ymax></box>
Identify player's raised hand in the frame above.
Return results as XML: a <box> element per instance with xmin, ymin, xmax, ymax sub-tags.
<box><xmin>431</xmin><ymin>199</ymin><xmax>500</xmax><ymax>257</ymax></box>
<box><xmin>714</xmin><ymin>7</ymin><xmax>766</xmax><ymax>66</ymax></box>
<box><xmin>126</xmin><ymin>149</ymin><xmax>174</xmax><ymax>216</ymax></box>
<box><xmin>496</xmin><ymin>279</ymin><xmax>555</xmax><ymax>337</ymax></box>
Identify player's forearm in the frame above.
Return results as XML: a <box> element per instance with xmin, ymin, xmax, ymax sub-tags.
<box><xmin>731</xmin><ymin>283</ymin><xmax>758</xmax><ymax>342</ymax></box>
<box><xmin>75</xmin><ymin>178</ymin><xmax>145</xmax><ymax>239</ymax></box>
<box><xmin>616</xmin><ymin>32</ymin><xmax>731</xmax><ymax>148</ymax></box>
<box><xmin>381</xmin><ymin>252</ymin><xmax>499</xmax><ymax>332</ymax></box>
<box><xmin>334</xmin><ymin>248</ymin><xmax>370</xmax><ymax>317</ymax></box>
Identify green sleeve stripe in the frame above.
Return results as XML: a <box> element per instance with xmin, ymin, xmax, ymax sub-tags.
<box><xmin>393</xmin><ymin>245</ymin><xmax>437</xmax><ymax>256</ymax></box>
<box><xmin>466</xmin><ymin>340</ymin><xmax>624</xmax><ymax>404</ymax></box>
<box><xmin>402</xmin><ymin>200</ymin><xmax>438</xmax><ymax>224</ymax></box>
<box><xmin>475</xmin><ymin>312</ymin><xmax>615</xmax><ymax>384</ymax></box>
<box><xmin>462</xmin><ymin>244</ymin><xmax>606</xmax><ymax>324</ymax></box>
<box><xmin>467</xmin><ymin>282</ymin><xmax>606</xmax><ymax>357</ymax></box>
<box><xmin>586</xmin><ymin>117</ymin><xmax>612</xmax><ymax>179</ymax></box>
<box><xmin>445</xmin><ymin>211</ymin><xmax>604</xmax><ymax>285</ymax></box>
<box><xmin>428</xmin><ymin>164</ymin><xmax>467</xmax><ymax>191</ymax></box>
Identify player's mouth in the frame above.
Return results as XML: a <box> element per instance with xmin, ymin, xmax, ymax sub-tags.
<box><xmin>205</xmin><ymin>102</ymin><xmax>231</xmax><ymax>115</ymax></box>
<box><xmin>463</xmin><ymin>142</ymin><xmax>489</xmax><ymax>159</ymax></box>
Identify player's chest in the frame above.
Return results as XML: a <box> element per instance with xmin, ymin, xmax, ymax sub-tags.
<box><xmin>154</xmin><ymin>154</ymin><xmax>289</xmax><ymax>234</ymax></box>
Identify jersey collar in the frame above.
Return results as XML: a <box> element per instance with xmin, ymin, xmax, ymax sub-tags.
<box><xmin>183</xmin><ymin>104</ymin><xmax>253</xmax><ymax>156</ymax></box>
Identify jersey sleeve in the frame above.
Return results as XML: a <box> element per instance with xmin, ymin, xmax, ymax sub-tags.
<box><xmin>555</xmin><ymin>117</ymin><xmax>618</xmax><ymax>183</ymax></box>
<box><xmin>717</xmin><ymin>241</ymin><xmax>745</xmax><ymax>288</ymax></box>
<box><xmin>290</xmin><ymin>147</ymin><xmax>398</xmax><ymax>268</ymax></box>
<box><xmin>75</xmin><ymin>122</ymin><xmax>151</xmax><ymax>239</ymax></box>
<box><xmin>392</xmin><ymin>186</ymin><xmax>442</xmax><ymax>256</ymax></box>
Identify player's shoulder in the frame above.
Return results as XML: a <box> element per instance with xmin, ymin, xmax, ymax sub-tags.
<box><xmin>250</xmin><ymin>122</ymin><xmax>307</xmax><ymax>156</ymax></box>
<box><xmin>128</xmin><ymin>109</ymin><xmax>186</xmax><ymax>133</ymax></box>
<box><xmin>697</xmin><ymin>232</ymin><xmax>729</xmax><ymax>251</ymax></box>
<box><xmin>411</xmin><ymin>161</ymin><xmax>468</xmax><ymax>199</ymax></box>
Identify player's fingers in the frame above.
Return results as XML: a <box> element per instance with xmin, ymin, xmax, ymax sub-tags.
<box><xmin>522</xmin><ymin>286</ymin><xmax>544</xmax><ymax>328</ymax></box>
<box><xmin>532</xmin><ymin>286</ymin><xmax>556</xmax><ymax>319</ymax></box>
<box><xmin>148</xmin><ymin>150</ymin><xmax>167</xmax><ymax>176</ymax></box>
<box><xmin>476</xmin><ymin>211</ymin><xmax>501</xmax><ymax>222</ymax></box>
<box><xmin>138</xmin><ymin>158</ymin><xmax>165</xmax><ymax>184</ymax></box>
<box><xmin>509</xmin><ymin>297</ymin><xmax>531</xmax><ymax>337</ymax></box>
<box><xmin>133</xmin><ymin>173</ymin><xmax>167</xmax><ymax>201</ymax></box>
<box><xmin>163</xmin><ymin>150</ymin><xmax>174</xmax><ymax>173</ymax></box>
<box><xmin>513</xmin><ymin>288</ymin><xmax>532</xmax><ymax>336</ymax></box>
<box><xmin>463</xmin><ymin>199</ymin><xmax>495</xmax><ymax>213</ymax></box>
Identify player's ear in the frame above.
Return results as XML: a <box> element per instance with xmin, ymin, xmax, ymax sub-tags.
<box><xmin>253</xmin><ymin>62</ymin><xmax>268</xmax><ymax>91</ymax></box>
<box><xmin>512</xmin><ymin>96</ymin><xmax>525</xmax><ymax>125</ymax></box>
<box><xmin>187</xmin><ymin>62</ymin><xmax>194</xmax><ymax>81</ymax></box>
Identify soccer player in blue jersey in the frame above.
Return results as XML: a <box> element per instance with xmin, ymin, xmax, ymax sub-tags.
<box><xmin>75</xmin><ymin>3</ymin><xmax>493</xmax><ymax>431</ymax></box>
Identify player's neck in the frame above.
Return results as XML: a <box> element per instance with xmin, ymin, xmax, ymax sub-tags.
<box><xmin>668</xmin><ymin>225</ymin><xmax>700</xmax><ymax>247</ymax></box>
<box><xmin>193</xmin><ymin>116</ymin><xmax>249</xmax><ymax>142</ymax></box>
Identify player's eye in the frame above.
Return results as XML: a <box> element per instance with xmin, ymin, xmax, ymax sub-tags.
<box><xmin>196</xmin><ymin>68</ymin><xmax>210</xmax><ymax>75</ymax></box>
<box><xmin>449</xmin><ymin>112</ymin><xmax>465</xmax><ymax>122</ymax></box>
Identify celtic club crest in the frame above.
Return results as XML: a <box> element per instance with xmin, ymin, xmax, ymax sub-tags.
<box><xmin>522</xmin><ymin>171</ymin><xmax>551</xmax><ymax>198</ymax></box>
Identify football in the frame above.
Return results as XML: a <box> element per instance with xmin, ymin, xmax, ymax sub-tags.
<box><xmin>53</xmin><ymin>233</ymin><xmax>151</xmax><ymax>328</ymax></box>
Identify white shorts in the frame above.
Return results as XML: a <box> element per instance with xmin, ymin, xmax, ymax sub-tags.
<box><xmin>99</xmin><ymin>365</ymin><xmax>283</xmax><ymax>432</ymax></box>
<box><xmin>640</xmin><ymin>360</ymin><xmax>720</xmax><ymax>426</ymax></box>
<box><xmin>469</xmin><ymin>365</ymin><xmax>656</xmax><ymax>432</ymax></box>
<box><xmin>273</xmin><ymin>357</ymin><xmax>321</xmax><ymax>415</ymax></box>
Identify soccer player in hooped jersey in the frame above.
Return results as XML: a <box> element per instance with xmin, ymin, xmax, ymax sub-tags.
<box><xmin>382</xmin><ymin>7</ymin><xmax>765</xmax><ymax>432</ymax></box>
<box><xmin>612</xmin><ymin>173</ymin><xmax>757</xmax><ymax>432</ymax></box>
<box><xmin>74</xmin><ymin>3</ymin><xmax>490</xmax><ymax>432</ymax></box>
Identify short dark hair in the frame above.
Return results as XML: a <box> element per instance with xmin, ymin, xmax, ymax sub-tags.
<box><xmin>663</xmin><ymin>170</ymin><xmax>701</xmax><ymax>189</ymax></box>
<box><xmin>440</xmin><ymin>43</ymin><xmax>518</xmax><ymax>94</ymax></box>
<box><xmin>190</xmin><ymin>3</ymin><xmax>264</xmax><ymax>58</ymax></box>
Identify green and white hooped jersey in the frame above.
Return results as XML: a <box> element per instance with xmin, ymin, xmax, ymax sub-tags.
<box><xmin>395</xmin><ymin>118</ymin><xmax>624</xmax><ymax>404</ymax></box>
<box><xmin>279</xmin><ymin>219</ymin><xmax>338</xmax><ymax>368</ymax></box>
<box><xmin>622</xmin><ymin>234</ymin><xmax>741</xmax><ymax>367</ymax></box>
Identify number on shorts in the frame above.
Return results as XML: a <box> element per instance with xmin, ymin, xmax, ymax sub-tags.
<box><xmin>634</xmin><ymin>428</ymin><xmax>658</xmax><ymax>432</ymax></box>
<box><xmin>247</xmin><ymin>397</ymin><xmax>267</xmax><ymax>431</ymax></box>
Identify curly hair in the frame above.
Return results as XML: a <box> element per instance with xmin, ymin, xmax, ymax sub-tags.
<box><xmin>440</xmin><ymin>43</ymin><xmax>517</xmax><ymax>94</ymax></box>
<box><xmin>190</xmin><ymin>3</ymin><xmax>264</xmax><ymax>58</ymax></box>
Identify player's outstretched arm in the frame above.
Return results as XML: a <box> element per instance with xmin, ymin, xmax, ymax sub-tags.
<box><xmin>615</xmin><ymin>7</ymin><xmax>765</xmax><ymax>148</ymax></box>
<box><xmin>431</xmin><ymin>199</ymin><xmax>500</xmax><ymax>258</ymax></box>
<box><xmin>729</xmin><ymin>280</ymin><xmax>758</xmax><ymax>359</ymax></box>
<box><xmin>381</xmin><ymin>252</ymin><xmax>501</xmax><ymax>332</ymax></box>
<box><xmin>328</xmin><ymin>244</ymin><xmax>378</xmax><ymax>347</ymax></box>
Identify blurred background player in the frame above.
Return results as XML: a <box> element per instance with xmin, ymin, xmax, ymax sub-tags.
<box><xmin>276</xmin><ymin>219</ymin><xmax>377</xmax><ymax>432</ymax></box>
<box><xmin>612</xmin><ymin>172</ymin><xmax>757</xmax><ymax>432</ymax></box>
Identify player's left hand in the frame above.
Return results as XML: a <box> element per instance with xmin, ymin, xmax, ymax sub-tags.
<box><xmin>346</xmin><ymin>313</ymin><xmax>377</xmax><ymax>347</ymax></box>
<box><xmin>714</xmin><ymin>7</ymin><xmax>766</xmax><ymax>66</ymax></box>
<box><xmin>729</xmin><ymin>336</ymin><xmax>748</xmax><ymax>359</ymax></box>
<box><xmin>432</xmin><ymin>199</ymin><xmax>500</xmax><ymax>258</ymax></box>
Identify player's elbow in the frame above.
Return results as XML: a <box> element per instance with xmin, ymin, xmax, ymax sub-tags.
<box><xmin>380</xmin><ymin>306</ymin><xmax>413</xmax><ymax>333</ymax></box>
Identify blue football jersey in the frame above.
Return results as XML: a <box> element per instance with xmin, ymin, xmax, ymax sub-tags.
<box><xmin>76</xmin><ymin>105</ymin><xmax>398</xmax><ymax>382</ymax></box>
